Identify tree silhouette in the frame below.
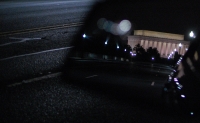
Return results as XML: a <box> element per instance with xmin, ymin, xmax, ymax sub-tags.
<box><xmin>133</xmin><ymin>44</ymin><xmax>145</xmax><ymax>55</ymax></box>
<box><xmin>146</xmin><ymin>47</ymin><xmax>160</xmax><ymax>61</ymax></box>
<box><xmin>133</xmin><ymin>44</ymin><xmax>147</xmax><ymax>61</ymax></box>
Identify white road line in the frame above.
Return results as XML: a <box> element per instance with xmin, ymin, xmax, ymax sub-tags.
<box><xmin>0</xmin><ymin>46</ymin><xmax>73</xmax><ymax>61</ymax></box>
<box><xmin>7</xmin><ymin>72</ymin><xmax>62</xmax><ymax>87</ymax></box>
<box><xmin>0</xmin><ymin>37</ymin><xmax>41</xmax><ymax>47</ymax></box>
<box><xmin>85</xmin><ymin>75</ymin><xmax>98</xmax><ymax>79</ymax></box>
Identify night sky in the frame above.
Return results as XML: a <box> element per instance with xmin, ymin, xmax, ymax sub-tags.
<box><xmin>93</xmin><ymin>1</ymin><xmax>200</xmax><ymax>40</ymax></box>
<box><xmin>130</xmin><ymin>1</ymin><xmax>200</xmax><ymax>40</ymax></box>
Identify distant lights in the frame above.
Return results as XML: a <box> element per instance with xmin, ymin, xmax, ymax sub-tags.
<box><xmin>83</xmin><ymin>34</ymin><xmax>86</xmax><ymax>38</ymax></box>
<box><xmin>118</xmin><ymin>20</ymin><xmax>132</xmax><ymax>35</ymax></box>
<box><xmin>189</xmin><ymin>31</ymin><xmax>196</xmax><ymax>38</ymax></box>
<box><xmin>181</xmin><ymin>95</ymin><xmax>186</xmax><ymax>98</ymax></box>
<box><xmin>174</xmin><ymin>78</ymin><xmax>178</xmax><ymax>82</ymax></box>
<box><xmin>190</xmin><ymin>31</ymin><xmax>194</xmax><ymax>37</ymax></box>
<box><xmin>176</xmin><ymin>57</ymin><xmax>182</xmax><ymax>65</ymax></box>
<box><xmin>97</xmin><ymin>18</ymin><xmax>132</xmax><ymax>36</ymax></box>
<box><xmin>105</xmin><ymin>36</ymin><xmax>109</xmax><ymax>45</ymax></box>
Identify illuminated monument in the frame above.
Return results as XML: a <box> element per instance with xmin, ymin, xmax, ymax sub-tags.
<box><xmin>128</xmin><ymin>30</ymin><xmax>190</xmax><ymax>58</ymax></box>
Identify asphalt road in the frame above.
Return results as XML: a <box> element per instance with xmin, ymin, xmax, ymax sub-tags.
<box><xmin>1</xmin><ymin>60</ymin><xmax>200</xmax><ymax>123</ymax></box>
<box><xmin>0</xmin><ymin>0</ymin><xmax>95</xmax><ymax>83</ymax></box>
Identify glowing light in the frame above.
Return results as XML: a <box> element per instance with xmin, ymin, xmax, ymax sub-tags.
<box><xmin>117</xmin><ymin>46</ymin><xmax>119</xmax><ymax>49</ymax></box>
<box><xmin>124</xmin><ymin>49</ymin><xmax>126</xmax><ymax>51</ymax></box>
<box><xmin>190</xmin><ymin>31</ymin><xmax>194</xmax><ymax>37</ymax></box>
<box><xmin>181</xmin><ymin>95</ymin><xmax>185</xmax><ymax>98</ymax></box>
<box><xmin>174</xmin><ymin>78</ymin><xmax>178</xmax><ymax>82</ymax></box>
<box><xmin>179</xmin><ymin>43</ymin><xmax>182</xmax><ymax>47</ymax></box>
<box><xmin>186</xmin><ymin>48</ymin><xmax>188</xmax><ymax>51</ymax></box>
<box><xmin>189</xmin><ymin>31</ymin><xmax>195</xmax><ymax>38</ymax></box>
<box><xmin>152</xmin><ymin>57</ymin><xmax>154</xmax><ymax>60</ymax></box>
<box><xmin>174</xmin><ymin>49</ymin><xmax>176</xmax><ymax>51</ymax></box>
<box><xmin>83</xmin><ymin>34</ymin><xmax>86</xmax><ymax>38</ymax></box>
<box><xmin>190</xmin><ymin>112</ymin><xmax>194</xmax><ymax>115</ymax></box>
<box><xmin>105</xmin><ymin>42</ymin><xmax>107</xmax><ymax>45</ymax></box>
<box><xmin>97</xmin><ymin>18</ymin><xmax>132</xmax><ymax>36</ymax></box>
<box><xmin>119</xmin><ymin>20</ymin><xmax>131</xmax><ymax>32</ymax></box>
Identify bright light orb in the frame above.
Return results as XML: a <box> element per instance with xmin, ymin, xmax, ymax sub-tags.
<box><xmin>119</xmin><ymin>20</ymin><xmax>131</xmax><ymax>33</ymax></box>
<box><xmin>189</xmin><ymin>31</ymin><xmax>194</xmax><ymax>37</ymax></box>
<box><xmin>83</xmin><ymin>34</ymin><xmax>86</xmax><ymax>38</ymax></box>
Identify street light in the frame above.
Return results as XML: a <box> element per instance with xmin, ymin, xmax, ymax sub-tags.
<box><xmin>117</xmin><ymin>46</ymin><xmax>119</xmax><ymax>49</ymax></box>
<box><xmin>189</xmin><ymin>31</ymin><xmax>196</xmax><ymax>38</ymax></box>
<box><xmin>83</xmin><ymin>34</ymin><xmax>86</xmax><ymax>38</ymax></box>
<box><xmin>179</xmin><ymin>43</ymin><xmax>182</xmax><ymax>54</ymax></box>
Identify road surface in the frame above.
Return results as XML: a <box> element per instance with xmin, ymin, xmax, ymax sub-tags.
<box><xmin>0</xmin><ymin>0</ymin><xmax>95</xmax><ymax>83</ymax></box>
<box><xmin>1</xmin><ymin>60</ymin><xmax>200</xmax><ymax>122</ymax></box>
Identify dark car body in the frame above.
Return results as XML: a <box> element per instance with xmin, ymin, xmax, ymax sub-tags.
<box><xmin>162</xmin><ymin>39</ymin><xmax>200</xmax><ymax>115</ymax></box>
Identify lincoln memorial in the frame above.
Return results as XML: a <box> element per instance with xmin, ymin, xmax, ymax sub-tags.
<box><xmin>128</xmin><ymin>30</ymin><xmax>190</xmax><ymax>58</ymax></box>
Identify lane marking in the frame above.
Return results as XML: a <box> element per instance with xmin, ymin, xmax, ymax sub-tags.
<box><xmin>0</xmin><ymin>46</ymin><xmax>73</xmax><ymax>61</ymax></box>
<box><xmin>0</xmin><ymin>22</ymin><xmax>83</xmax><ymax>37</ymax></box>
<box><xmin>85</xmin><ymin>75</ymin><xmax>98</xmax><ymax>79</ymax></box>
<box><xmin>7</xmin><ymin>72</ymin><xmax>62</xmax><ymax>87</ymax></box>
<box><xmin>0</xmin><ymin>37</ymin><xmax>41</xmax><ymax>47</ymax></box>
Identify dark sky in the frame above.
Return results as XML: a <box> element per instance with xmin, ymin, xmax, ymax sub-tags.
<box><xmin>92</xmin><ymin>1</ymin><xmax>200</xmax><ymax>40</ymax></box>
<box><xmin>130</xmin><ymin>1</ymin><xmax>200</xmax><ymax>39</ymax></box>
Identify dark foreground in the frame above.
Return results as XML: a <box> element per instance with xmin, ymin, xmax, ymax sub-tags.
<box><xmin>1</xmin><ymin>61</ymin><xmax>200</xmax><ymax>123</ymax></box>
